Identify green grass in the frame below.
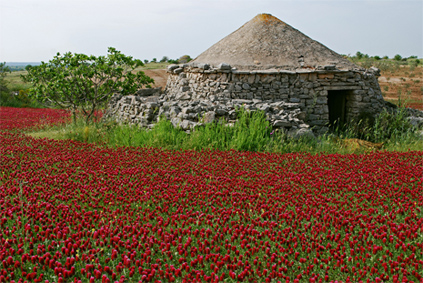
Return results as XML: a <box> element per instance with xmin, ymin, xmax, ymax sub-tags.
<box><xmin>27</xmin><ymin>108</ymin><xmax>423</xmax><ymax>154</ymax></box>
<box><xmin>136</xmin><ymin>62</ymin><xmax>171</xmax><ymax>70</ymax></box>
<box><xmin>4</xmin><ymin>70</ymin><xmax>32</xmax><ymax>91</ymax></box>
<box><xmin>347</xmin><ymin>57</ymin><xmax>423</xmax><ymax>74</ymax></box>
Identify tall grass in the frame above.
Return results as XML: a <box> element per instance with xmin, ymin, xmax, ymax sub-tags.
<box><xmin>27</xmin><ymin>107</ymin><xmax>423</xmax><ymax>154</ymax></box>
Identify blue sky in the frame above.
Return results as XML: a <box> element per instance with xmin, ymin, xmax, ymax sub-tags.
<box><xmin>0</xmin><ymin>0</ymin><xmax>422</xmax><ymax>62</ymax></box>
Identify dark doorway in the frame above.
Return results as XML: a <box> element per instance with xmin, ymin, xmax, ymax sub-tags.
<box><xmin>328</xmin><ymin>90</ymin><xmax>348</xmax><ymax>129</ymax></box>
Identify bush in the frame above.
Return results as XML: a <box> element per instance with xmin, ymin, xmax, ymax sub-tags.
<box><xmin>23</xmin><ymin>48</ymin><xmax>153</xmax><ymax>123</ymax></box>
<box><xmin>0</xmin><ymin>62</ymin><xmax>41</xmax><ymax>107</ymax></box>
<box><xmin>178</xmin><ymin>55</ymin><xmax>192</xmax><ymax>63</ymax></box>
<box><xmin>343</xmin><ymin>108</ymin><xmax>415</xmax><ymax>143</ymax></box>
<box><xmin>372</xmin><ymin>108</ymin><xmax>414</xmax><ymax>142</ymax></box>
<box><xmin>394</xmin><ymin>54</ymin><xmax>402</xmax><ymax>61</ymax></box>
<box><xmin>160</xmin><ymin>56</ymin><xmax>169</xmax><ymax>63</ymax></box>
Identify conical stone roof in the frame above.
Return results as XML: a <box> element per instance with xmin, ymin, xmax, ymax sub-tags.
<box><xmin>192</xmin><ymin>13</ymin><xmax>358</xmax><ymax>71</ymax></box>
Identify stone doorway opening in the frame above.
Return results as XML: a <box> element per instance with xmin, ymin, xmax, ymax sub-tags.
<box><xmin>328</xmin><ymin>90</ymin><xmax>349</xmax><ymax>129</ymax></box>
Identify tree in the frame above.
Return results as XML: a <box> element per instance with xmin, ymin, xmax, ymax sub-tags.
<box><xmin>151</xmin><ymin>58</ymin><xmax>157</xmax><ymax>63</ymax></box>
<box><xmin>160</xmin><ymin>56</ymin><xmax>169</xmax><ymax>63</ymax></box>
<box><xmin>178</xmin><ymin>55</ymin><xmax>192</xmax><ymax>63</ymax></box>
<box><xmin>0</xmin><ymin>62</ymin><xmax>11</xmax><ymax>81</ymax></box>
<box><xmin>23</xmin><ymin>47</ymin><xmax>154</xmax><ymax>123</ymax></box>
<box><xmin>355</xmin><ymin>51</ymin><xmax>363</xmax><ymax>60</ymax></box>
<box><xmin>394</xmin><ymin>54</ymin><xmax>402</xmax><ymax>61</ymax></box>
<box><xmin>0</xmin><ymin>62</ymin><xmax>12</xmax><ymax>104</ymax></box>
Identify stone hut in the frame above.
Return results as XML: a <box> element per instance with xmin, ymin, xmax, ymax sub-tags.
<box><xmin>107</xmin><ymin>13</ymin><xmax>389</xmax><ymax>135</ymax></box>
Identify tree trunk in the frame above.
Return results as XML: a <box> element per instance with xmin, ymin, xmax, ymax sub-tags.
<box><xmin>72</xmin><ymin>106</ymin><xmax>77</xmax><ymax>124</ymax></box>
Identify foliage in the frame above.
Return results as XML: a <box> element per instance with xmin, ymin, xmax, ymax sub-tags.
<box><xmin>178</xmin><ymin>55</ymin><xmax>192</xmax><ymax>63</ymax></box>
<box><xmin>394</xmin><ymin>54</ymin><xmax>403</xmax><ymax>61</ymax></box>
<box><xmin>22</xmin><ymin>47</ymin><xmax>154</xmax><ymax>123</ymax></box>
<box><xmin>0</xmin><ymin>65</ymin><xmax>42</xmax><ymax>108</ymax></box>
<box><xmin>332</xmin><ymin>107</ymin><xmax>416</xmax><ymax>145</ymax></box>
<box><xmin>347</xmin><ymin>52</ymin><xmax>423</xmax><ymax>71</ymax></box>
<box><xmin>355</xmin><ymin>51</ymin><xmax>364</xmax><ymax>59</ymax></box>
<box><xmin>160</xmin><ymin>56</ymin><xmax>169</xmax><ymax>63</ymax></box>
<box><xmin>0</xmin><ymin>62</ymin><xmax>12</xmax><ymax>103</ymax></box>
<box><xmin>371</xmin><ymin>108</ymin><xmax>415</xmax><ymax>142</ymax></box>
<box><xmin>1</xmin><ymin>108</ymin><xmax>423</xmax><ymax>282</ymax></box>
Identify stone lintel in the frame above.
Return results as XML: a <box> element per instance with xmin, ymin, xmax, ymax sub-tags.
<box><xmin>323</xmin><ymin>86</ymin><xmax>361</xmax><ymax>91</ymax></box>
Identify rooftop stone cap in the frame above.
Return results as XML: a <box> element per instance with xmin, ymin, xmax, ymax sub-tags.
<box><xmin>191</xmin><ymin>13</ymin><xmax>360</xmax><ymax>71</ymax></box>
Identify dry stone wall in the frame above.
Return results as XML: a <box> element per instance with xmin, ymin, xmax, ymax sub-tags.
<box><xmin>162</xmin><ymin>64</ymin><xmax>386</xmax><ymax>133</ymax></box>
<box><xmin>105</xmin><ymin>63</ymin><xmax>421</xmax><ymax>136</ymax></box>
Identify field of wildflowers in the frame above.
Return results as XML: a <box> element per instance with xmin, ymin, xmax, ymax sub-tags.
<box><xmin>0</xmin><ymin>107</ymin><xmax>422</xmax><ymax>283</ymax></box>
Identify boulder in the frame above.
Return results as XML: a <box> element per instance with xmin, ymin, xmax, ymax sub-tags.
<box><xmin>203</xmin><ymin>111</ymin><xmax>216</xmax><ymax>124</ymax></box>
<box><xmin>171</xmin><ymin>117</ymin><xmax>182</xmax><ymax>128</ymax></box>
<box><xmin>136</xmin><ymin>87</ymin><xmax>161</xmax><ymax>97</ymax></box>
<box><xmin>287</xmin><ymin>128</ymin><xmax>315</xmax><ymax>140</ymax></box>
<box><xmin>273</xmin><ymin>120</ymin><xmax>292</xmax><ymax>128</ymax></box>
<box><xmin>408</xmin><ymin>116</ymin><xmax>423</xmax><ymax>128</ymax></box>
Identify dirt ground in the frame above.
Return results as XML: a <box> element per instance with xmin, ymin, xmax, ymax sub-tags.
<box><xmin>142</xmin><ymin>69</ymin><xmax>169</xmax><ymax>90</ymax></box>
<box><xmin>378</xmin><ymin>66</ymin><xmax>423</xmax><ymax>110</ymax></box>
<box><xmin>143</xmin><ymin>67</ymin><xmax>423</xmax><ymax>110</ymax></box>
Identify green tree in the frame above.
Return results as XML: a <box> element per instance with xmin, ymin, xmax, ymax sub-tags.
<box><xmin>178</xmin><ymin>55</ymin><xmax>192</xmax><ymax>63</ymax></box>
<box><xmin>23</xmin><ymin>47</ymin><xmax>154</xmax><ymax>123</ymax></box>
<box><xmin>394</xmin><ymin>54</ymin><xmax>402</xmax><ymax>61</ymax></box>
<box><xmin>0</xmin><ymin>62</ymin><xmax>12</xmax><ymax>104</ymax></box>
<box><xmin>160</xmin><ymin>56</ymin><xmax>169</xmax><ymax>63</ymax></box>
<box><xmin>355</xmin><ymin>51</ymin><xmax>363</xmax><ymax>60</ymax></box>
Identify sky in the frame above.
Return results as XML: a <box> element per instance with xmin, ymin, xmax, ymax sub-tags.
<box><xmin>0</xmin><ymin>0</ymin><xmax>422</xmax><ymax>62</ymax></box>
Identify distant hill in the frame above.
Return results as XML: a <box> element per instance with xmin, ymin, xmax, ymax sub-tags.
<box><xmin>4</xmin><ymin>62</ymin><xmax>41</xmax><ymax>71</ymax></box>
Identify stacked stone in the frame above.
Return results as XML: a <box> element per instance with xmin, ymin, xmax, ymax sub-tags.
<box><xmin>105</xmin><ymin>63</ymin><xmax>423</xmax><ymax>136</ymax></box>
<box><xmin>104</xmin><ymin>91</ymin><xmax>312</xmax><ymax>137</ymax></box>
<box><xmin>162</xmin><ymin>63</ymin><xmax>386</xmax><ymax>134</ymax></box>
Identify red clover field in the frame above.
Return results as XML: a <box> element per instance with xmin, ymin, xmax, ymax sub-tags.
<box><xmin>1</xmin><ymin>107</ymin><xmax>422</xmax><ymax>283</ymax></box>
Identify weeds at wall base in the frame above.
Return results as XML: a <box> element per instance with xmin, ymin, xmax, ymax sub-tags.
<box><xmin>26</xmin><ymin>108</ymin><xmax>423</xmax><ymax>154</ymax></box>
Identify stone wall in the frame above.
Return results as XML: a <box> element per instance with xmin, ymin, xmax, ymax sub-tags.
<box><xmin>105</xmin><ymin>63</ymin><xmax>403</xmax><ymax>136</ymax></box>
<box><xmin>163</xmin><ymin>64</ymin><xmax>386</xmax><ymax>133</ymax></box>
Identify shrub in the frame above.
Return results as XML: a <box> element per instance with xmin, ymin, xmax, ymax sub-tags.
<box><xmin>23</xmin><ymin>48</ymin><xmax>153</xmax><ymax>123</ymax></box>
<box><xmin>394</xmin><ymin>54</ymin><xmax>402</xmax><ymax>61</ymax></box>
<box><xmin>178</xmin><ymin>55</ymin><xmax>192</xmax><ymax>63</ymax></box>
